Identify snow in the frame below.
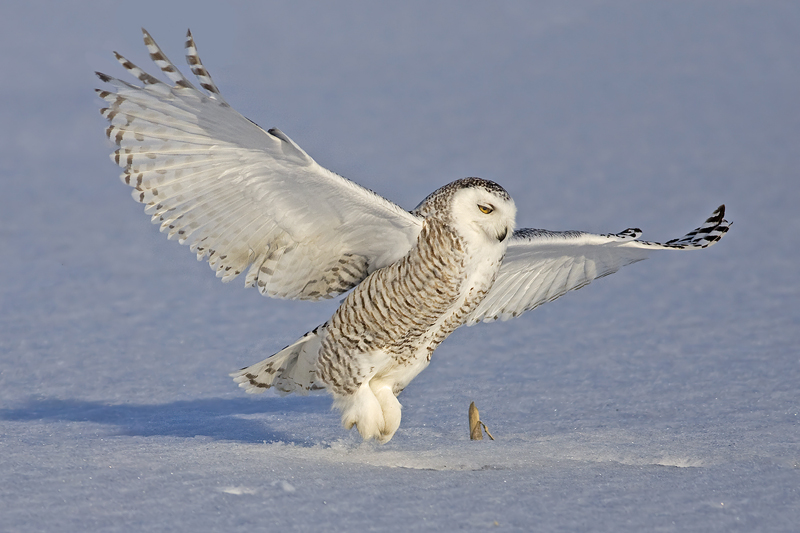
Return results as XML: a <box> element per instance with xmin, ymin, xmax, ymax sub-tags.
<box><xmin>1</xmin><ymin>1</ymin><xmax>798</xmax><ymax>531</ymax></box>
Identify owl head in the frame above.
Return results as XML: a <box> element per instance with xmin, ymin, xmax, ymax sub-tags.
<box><xmin>413</xmin><ymin>178</ymin><xmax>517</xmax><ymax>245</ymax></box>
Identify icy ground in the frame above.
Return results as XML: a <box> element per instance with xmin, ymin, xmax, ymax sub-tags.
<box><xmin>1</xmin><ymin>1</ymin><xmax>798</xmax><ymax>531</ymax></box>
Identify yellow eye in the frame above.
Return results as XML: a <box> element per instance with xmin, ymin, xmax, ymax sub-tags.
<box><xmin>478</xmin><ymin>204</ymin><xmax>494</xmax><ymax>214</ymax></box>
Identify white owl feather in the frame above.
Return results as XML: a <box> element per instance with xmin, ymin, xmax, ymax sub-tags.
<box><xmin>98</xmin><ymin>30</ymin><xmax>421</xmax><ymax>300</ymax></box>
<box><xmin>468</xmin><ymin>206</ymin><xmax>730</xmax><ymax>324</ymax></box>
<box><xmin>97</xmin><ymin>30</ymin><xmax>731</xmax><ymax>443</ymax></box>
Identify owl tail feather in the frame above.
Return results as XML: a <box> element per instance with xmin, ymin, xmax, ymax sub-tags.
<box><xmin>231</xmin><ymin>325</ymin><xmax>326</xmax><ymax>396</ymax></box>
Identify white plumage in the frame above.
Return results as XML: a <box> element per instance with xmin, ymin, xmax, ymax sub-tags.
<box><xmin>97</xmin><ymin>30</ymin><xmax>731</xmax><ymax>443</ymax></box>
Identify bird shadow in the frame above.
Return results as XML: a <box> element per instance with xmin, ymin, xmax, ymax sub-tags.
<box><xmin>0</xmin><ymin>395</ymin><xmax>332</xmax><ymax>446</ymax></box>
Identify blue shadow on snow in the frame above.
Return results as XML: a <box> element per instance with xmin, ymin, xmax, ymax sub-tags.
<box><xmin>0</xmin><ymin>396</ymin><xmax>332</xmax><ymax>445</ymax></box>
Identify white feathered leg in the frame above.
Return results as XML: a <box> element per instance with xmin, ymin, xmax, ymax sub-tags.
<box><xmin>372</xmin><ymin>384</ymin><xmax>402</xmax><ymax>443</ymax></box>
<box><xmin>334</xmin><ymin>384</ymin><xmax>384</xmax><ymax>441</ymax></box>
<box><xmin>333</xmin><ymin>382</ymin><xmax>402</xmax><ymax>443</ymax></box>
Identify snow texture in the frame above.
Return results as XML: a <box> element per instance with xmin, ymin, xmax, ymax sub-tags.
<box><xmin>1</xmin><ymin>1</ymin><xmax>798</xmax><ymax>531</ymax></box>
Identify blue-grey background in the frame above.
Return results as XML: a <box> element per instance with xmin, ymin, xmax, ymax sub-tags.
<box><xmin>1</xmin><ymin>1</ymin><xmax>797</xmax><ymax>531</ymax></box>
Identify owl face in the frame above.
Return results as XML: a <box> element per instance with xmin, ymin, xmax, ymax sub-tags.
<box><xmin>449</xmin><ymin>184</ymin><xmax>517</xmax><ymax>246</ymax></box>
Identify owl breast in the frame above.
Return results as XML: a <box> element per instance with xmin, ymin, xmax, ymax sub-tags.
<box><xmin>316</xmin><ymin>218</ymin><xmax>505</xmax><ymax>396</ymax></box>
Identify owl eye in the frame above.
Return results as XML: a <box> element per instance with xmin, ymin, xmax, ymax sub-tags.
<box><xmin>478</xmin><ymin>204</ymin><xmax>494</xmax><ymax>214</ymax></box>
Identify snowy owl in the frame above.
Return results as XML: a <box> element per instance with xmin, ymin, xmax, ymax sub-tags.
<box><xmin>97</xmin><ymin>30</ymin><xmax>731</xmax><ymax>443</ymax></box>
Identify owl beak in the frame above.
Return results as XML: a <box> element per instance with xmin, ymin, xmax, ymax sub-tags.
<box><xmin>497</xmin><ymin>227</ymin><xmax>508</xmax><ymax>242</ymax></box>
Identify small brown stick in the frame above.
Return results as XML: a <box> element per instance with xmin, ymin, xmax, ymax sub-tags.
<box><xmin>481</xmin><ymin>421</ymin><xmax>495</xmax><ymax>440</ymax></box>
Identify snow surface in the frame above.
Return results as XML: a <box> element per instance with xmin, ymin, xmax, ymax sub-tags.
<box><xmin>1</xmin><ymin>1</ymin><xmax>798</xmax><ymax>531</ymax></box>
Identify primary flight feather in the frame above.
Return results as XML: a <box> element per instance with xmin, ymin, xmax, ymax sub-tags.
<box><xmin>97</xmin><ymin>30</ymin><xmax>730</xmax><ymax>443</ymax></box>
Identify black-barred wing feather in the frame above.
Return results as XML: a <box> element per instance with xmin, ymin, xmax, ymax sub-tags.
<box><xmin>467</xmin><ymin>206</ymin><xmax>730</xmax><ymax>324</ymax></box>
<box><xmin>97</xmin><ymin>30</ymin><xmax>421</xmax><ymax>300</ymax></box>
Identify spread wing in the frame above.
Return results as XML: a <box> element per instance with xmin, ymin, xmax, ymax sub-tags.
<box><xmin>466</xmin><ymin>205</ymin><xmax>731</xmax><ymax>324</ymax></box>
<box><xmin>96</xmin><ymin>29</ymin><xmax>422</xmax><ymax>300</ymax></box>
